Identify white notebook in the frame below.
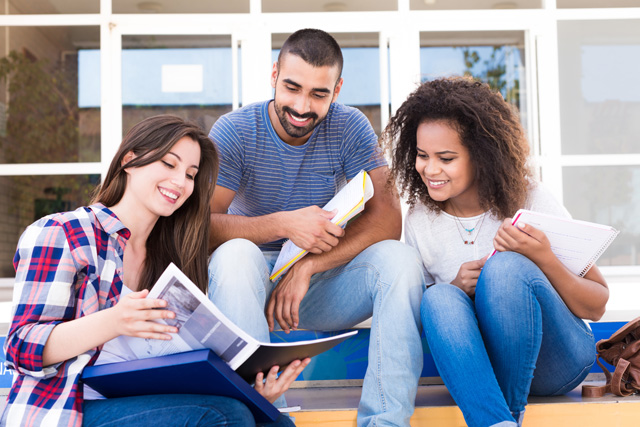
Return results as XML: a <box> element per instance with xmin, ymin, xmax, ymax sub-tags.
<box><xmin>507</xmin><ymin>209</ymin><xmax>619</xmax><ymax>277</ymax></box>
<box><xmin>269</xmin><ymin>170</ymin><xmax>374</xmax><ymax>282</ymax></box>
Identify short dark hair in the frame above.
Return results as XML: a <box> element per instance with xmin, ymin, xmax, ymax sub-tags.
<box><xmin>383</xmin><ymin>76</ymin><xmax>533</xmax><ymax>219</ymax></box>
<box><xmin>278</xmin><ymin>28</ymin><xmax>343</xmax><ymax>78</ymax></box>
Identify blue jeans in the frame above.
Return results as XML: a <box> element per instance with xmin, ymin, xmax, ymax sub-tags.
<box><xmin>83</xmin><ymin>394</ymin><xmax>294</xmax><ymax>426</ymax></box>
<box><xmin>420</xmin><ymin>252</ymin><xmax>595</xmax><ymax>427</ymax></box>
<box><xmin>208</xmin><ymin>239</ymin><xmax>426</xmax><ymax>427</ymax></box>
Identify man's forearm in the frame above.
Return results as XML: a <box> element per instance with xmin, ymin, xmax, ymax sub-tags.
<box><xmin>208</xmin><ymin>212</ymin><xmax>286</xmax><ymax>252</ymax></box>
<box><xmin>291</xmin><ymin>166</ymin><xmax>403</xmax><ymax>276</ymax></box>
<box><xmin>209</xmin><ymin>205</ymin><xmax>348</xmax><ymax>255</ymax></box>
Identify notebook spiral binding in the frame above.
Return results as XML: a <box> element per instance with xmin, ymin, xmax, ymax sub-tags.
<box><xmin>579</xmin><ymin>228</ymin><xmax>620</xmax><ymax>277</ymax></box>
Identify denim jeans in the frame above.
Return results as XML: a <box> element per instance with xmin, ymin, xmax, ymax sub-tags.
<box><xmin>83</xmin><ymin>394</ymin><xmax>294</xmax><ymax>426</ymax></box>
<box><xmin>208</xmin><ymin>238</ymin><xmax>426</xmax><ymax>427</ymax></box>
<box><xmin>420</xmin><ymin>252</ymin><xmax>595</xmax><ymax>427</ymax></box>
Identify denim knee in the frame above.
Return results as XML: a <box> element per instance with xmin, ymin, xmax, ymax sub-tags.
<box><xmin>421</xmin><ymin>284</ymin><xmax>470</xmax><ymax>325</ymax></box>
<box><xmin>209</xmin><ymin>238</ymin><xmax>264</xmax><ymax>268</ymax></box>
<box><xmin>422</xmin><ymin>283</ymin><xmax>468</xmax><ymax>305</ymax></box>
<box><xmin>477</xmin><ymin>252</ymin><xmax>542</xmax><ymax>303</ymax></box>
<box><xmin>364</xmin><ymin>240</ymin><xmax>425</xmax><ymax>289</ymax></box>
<box><xmin>481</xmin><ymin>252</ymin><xmax>537</xmax><ymax>282</ymax></box>
<box><xmin>208</xmin><ymin>238</ymin><xmax>269</xmax><ymax>299</ymax></box>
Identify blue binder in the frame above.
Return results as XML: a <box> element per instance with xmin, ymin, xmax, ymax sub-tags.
<box><xmin>81</xmin><ymin>349</ymin><xmax>281</xmax><ymax>423</ymax></box>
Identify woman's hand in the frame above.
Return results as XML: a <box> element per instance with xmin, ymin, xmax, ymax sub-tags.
<box><xmin>451</xmin><ymin>257</ymin><xmax>488</xmax><ymax>297</ymax></box>
<box><xmin>493</xmin><ymin>219</ymin><xmax>554</xmax><ymax>267</ymax></box>
<box><xmin>254</xmin><ymin>358</ymin><xmax>311</xmax><ymax>403</ymax></box>
<box><xmin>110</xmin><ymin>289</ymin><xmax>178</xmax><ymax>340</ymax></box>
<box><xmin>42</xmin><ymin>290</ymin><xmax>177</xmax><ymax>366</ymax></box>
<box><xmin>493</xmin><ymin>218</ymin><xmax>609</xmax><ymax>320</ymax></box>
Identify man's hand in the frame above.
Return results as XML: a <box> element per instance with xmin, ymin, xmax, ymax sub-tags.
<box><xmin>254</xmin><ymin>358</ymin><xmax>311</xmax><ymax>403</ymax></box>
<box><xmin>208</xmin><ymin>186</ymin><xmax>347</xmax><ymax>253</ymax></box>
<box><xmin>451</xmin><ymin>256</ymin><xmax>488</xmax><ymax>297</ymax></box>
<box><xmin>285</xmin><ymin>206</ymin><xmax>345</xmax><ymax>254</ymax></box>
<box><xmin>266</xmin><ymin>261</ymin><xmax>313</xmax><ymax>333</ymax></box>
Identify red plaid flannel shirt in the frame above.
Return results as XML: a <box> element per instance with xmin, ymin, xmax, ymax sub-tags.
<box><xmin>2</xmin><ymin>204</ymin><xmax>129</xmax><ymax>426</ymax></box>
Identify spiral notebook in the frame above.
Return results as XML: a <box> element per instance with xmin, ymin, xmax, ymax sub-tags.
<box><xmin>507</xmin><ymin>209</ymin><xmax>619</xmax><ymax>277</ymax></box>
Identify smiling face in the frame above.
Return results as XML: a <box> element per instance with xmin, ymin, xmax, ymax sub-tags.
<box><xmin>415</xmin><ymin>120</ymin><xmax>481</xmax><ymax>215</ymax></box>
<box><xmin>269</xmin><ymin>53</ymin><xmax>343</xmax><ymax>146</ymax></box>
<box><xmin>124</xmin><ymin>136</ymin><xmax>201</xmax><ymax>220</ymax></box>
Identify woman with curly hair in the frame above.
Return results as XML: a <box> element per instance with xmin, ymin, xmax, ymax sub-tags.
<box><xmin>384</xmin><ymin>77</ymin><xmax>609</xmax><ymax>427</ymax></box>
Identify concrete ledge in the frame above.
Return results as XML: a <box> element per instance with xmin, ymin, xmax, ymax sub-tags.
<box><xmin>288</xmin><ymin>381</ymin><xmax>640</xmax><ymax>426</ymax></box>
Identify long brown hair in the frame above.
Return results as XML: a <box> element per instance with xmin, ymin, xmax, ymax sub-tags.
<box><xmin>93</xmin><ymin>115</ymin><xmax>217</xmax><ymax>293</ymax></box>
<box><xmin>383</xmin><ymin>77</ymin><xmax>532</xmax><ymax>219</ymax></box>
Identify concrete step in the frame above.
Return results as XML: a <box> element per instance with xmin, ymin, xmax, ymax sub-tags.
<box><xmin>286</xmin><ymin>382</ymin><xmax>640</xmax><ymax>426</ymax></box>
<box><xmin>1</xmin><ymin>381</ymin><xmax>638</xmax><ymax>426</ymax></box>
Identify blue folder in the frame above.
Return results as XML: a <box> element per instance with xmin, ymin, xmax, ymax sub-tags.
<box><xmin>81</xmin><ymin>349</ymin><xmax>281</xmax><ymax>423</ymax></box>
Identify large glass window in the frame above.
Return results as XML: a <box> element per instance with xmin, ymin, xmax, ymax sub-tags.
<box><xmin>558</xmin><ymin>19</ymin><xmax>640</xmax><ymax>268</ymax></box>
<box><xmin>119</xmin><ymin>35</ymin><xmax>234</xmax><ymax>135</ymax></box>
<box><xmin>0</xmin><ymin>24</ymin><xmax>100</xmax><ymax>279</ymax></box>
<box><xmin>563</xmin><ymin>166</ymin><xmax>640</xmax><ymax>266</ymax></box>
<box><xmin>558</xmin><ymin>20</ymin><xmax>640</xmax><ymax>155</ymax></box>
<box><xmin>0</xmin><ymin>26</ymin><xmax>100</xmax><ymax>164</ymax></box>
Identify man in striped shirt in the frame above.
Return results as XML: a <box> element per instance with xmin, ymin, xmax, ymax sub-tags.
<box><xmin>207</xmin><ymin>28</ymin><xmax>426</xmax><ymax>426</ymax></box>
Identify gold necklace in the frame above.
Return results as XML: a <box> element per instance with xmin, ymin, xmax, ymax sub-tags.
<box><xmin>449</xmin><ymin>205</ymin><xmax>486</xmax><ymax>245</ymax></box>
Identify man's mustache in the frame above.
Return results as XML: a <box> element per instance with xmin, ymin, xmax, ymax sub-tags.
<box><xmin>282</xmin><ymin>106</ymin><xmax>318</xmax><ymax>121</ymax></box>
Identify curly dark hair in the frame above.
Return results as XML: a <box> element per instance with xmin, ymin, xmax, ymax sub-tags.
<box><xmin>382</xmin><ymin>76</ymin><xmax>532</xmax><ymax>219</ymax></box>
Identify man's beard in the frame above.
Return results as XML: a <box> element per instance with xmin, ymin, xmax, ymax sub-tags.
<box><xmin>274</xmin><ymin>101</ymin><xmax>326</xmax><ymax>139</ymax></box>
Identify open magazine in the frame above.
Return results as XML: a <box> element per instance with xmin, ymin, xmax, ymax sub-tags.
<box><xmin>269</xmin><ymin>169</ymin><xmax>375</xmax><ymax>281</ymax></box>
<box><xmin>111</xmin><ymin>263</ymin><xmax>357</xmax><ymax>380</ymax></box>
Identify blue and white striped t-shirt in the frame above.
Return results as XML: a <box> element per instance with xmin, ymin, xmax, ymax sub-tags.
<box><xmin>210</xmin><ymin>100</ymin><xmax>386</xmax><ymax>251</ymax></box>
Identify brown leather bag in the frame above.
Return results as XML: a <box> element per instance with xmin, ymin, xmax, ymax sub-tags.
<box><xmin>582</xmin><ymin>317</ymin><xmax>640</xmax><ymax>397</ymax></box>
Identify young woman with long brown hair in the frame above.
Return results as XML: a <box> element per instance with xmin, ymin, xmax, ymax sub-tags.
<box><xmin>2</xmin><ymin>115</ymin><xmax>307</xmax><ymax>426</ymax></box>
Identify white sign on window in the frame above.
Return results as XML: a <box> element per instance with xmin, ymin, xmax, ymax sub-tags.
<box><xmin>161</xmin><ymin>64</ymin><xmax>204</xmax><ymax>93</ymax></box>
